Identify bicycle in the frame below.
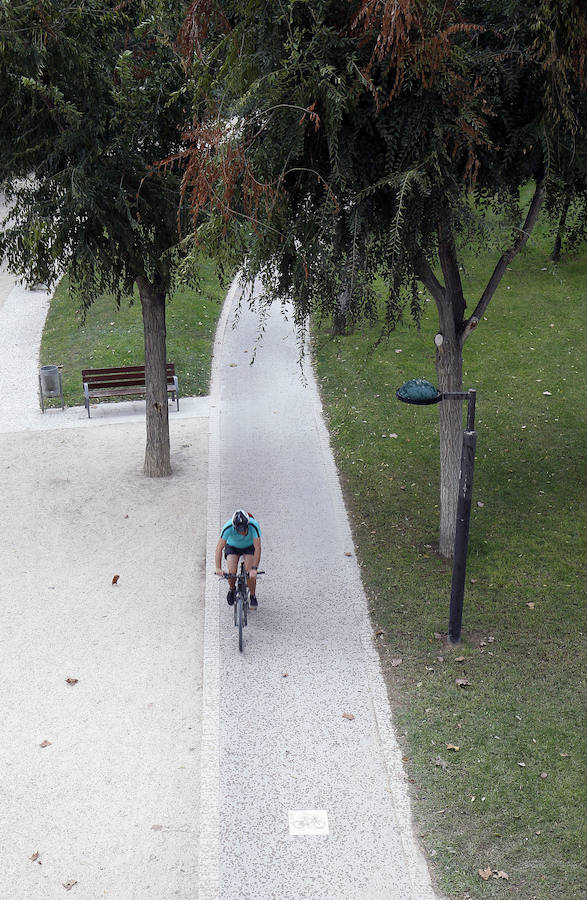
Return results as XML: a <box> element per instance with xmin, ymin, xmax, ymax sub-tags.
<box><xmin>220</xmin><ymin>561</ymin><xmax>264</xmax><ymax>652</ymax></box>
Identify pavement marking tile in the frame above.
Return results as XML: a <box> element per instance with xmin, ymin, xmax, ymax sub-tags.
<box><xmin>288</xmin><ymin>810</ymin><xmax>329</xmax><ymax>836</ymax></box>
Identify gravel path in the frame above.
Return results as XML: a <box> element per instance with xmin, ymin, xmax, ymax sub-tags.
<box><xmin>0</xmin><ymin>228</ymin><xmax>209</xmax><ymax>899</ymax></box>
<box><xmin>199</xmin><ymin>279</ymin><xmax>438</xmax><ymax>899</ymax></box>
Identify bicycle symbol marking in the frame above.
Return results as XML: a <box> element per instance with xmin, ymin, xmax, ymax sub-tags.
<box><xmin>288</xmin><ymin>809</ymin><xmax>329</xmax><ymax>835</ymax></box>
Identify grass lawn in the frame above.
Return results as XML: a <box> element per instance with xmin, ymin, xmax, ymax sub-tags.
<box><xmin>313</xmin><ymin>228</ymin><xmax>586</xmax><ymax>899</ymax></box>
<box><xmin>39</xmin><ymin>255</ymin><xmax>228</xmax><ymax>409</ymax></box>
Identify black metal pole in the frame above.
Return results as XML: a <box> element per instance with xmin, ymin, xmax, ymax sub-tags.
<box><xmin>448</xmin><ymin>391</ymin><xmax>477</xmax><ymax>643</ymax></box>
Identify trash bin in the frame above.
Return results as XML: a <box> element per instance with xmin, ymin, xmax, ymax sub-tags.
<box><xmin>39</xmin><ymin>365</ymin><xmax>64</xmax><ymax>412</ymax></box>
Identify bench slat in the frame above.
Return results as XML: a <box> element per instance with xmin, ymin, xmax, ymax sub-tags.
<box><xmin>82</xmin><ymin>363</ymin><xmax>179</xmax><ymax>418</ymax></box>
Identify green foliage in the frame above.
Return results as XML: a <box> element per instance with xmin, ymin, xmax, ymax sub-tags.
<box><xmin>39</xmin><ymin>255</ymin><xmax>226</xmax><ymax>408</ymax></box>
<box><xmin>314</xmin><ymin>221</ymin><xmax>586</xmax><ymax>898</ymax></box>
<box><xmin>0</xmin><ymin>0</ymin><xmax>193</xmax><ymax>302</ymax></box>
<box><xmin>182</xmin><ymin>0</ymin><xmax>585</xmax><ymax>330</ymax></box>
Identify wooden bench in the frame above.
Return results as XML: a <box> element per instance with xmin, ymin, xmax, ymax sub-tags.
<box><xmin>82</xmin><ymin>364</ymin><xmax>179</xmax><ymax>418</ymax></box>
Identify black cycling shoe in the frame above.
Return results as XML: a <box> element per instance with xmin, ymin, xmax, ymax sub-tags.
<box><xmin>249</xmin><ymin>594</ymin><xmax>258</xmax><ymax>608</ymax></box>
<box><xmin>227</xmin><ymin>589</ymin><xmax>235</xmax><ymax>606</ymax></box>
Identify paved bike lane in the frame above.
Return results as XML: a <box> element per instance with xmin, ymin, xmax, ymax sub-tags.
<box><xmin>200</xmin><ymin>279</ymin><xmax>438</xmax><ymax>899</ymax></box>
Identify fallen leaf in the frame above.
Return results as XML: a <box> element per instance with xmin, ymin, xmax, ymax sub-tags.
<box><xmin>40</xmin><ymin>740</ymin><xmax>52</xmax><ymax>748</ymax></box>
<box><xmin>342</xmin><ymin>712</ymin><xmax>355</xmax><ymax>721</ymax></box>
<box><xmin>112</xmin><ymin>574</ymin><xmax>119</xmax><ymax>585</ymax></box>
<box><xmin>527</xmin><ymin>601</ymin><xmax>535</xmax><ymax>608</ymax></box>
<box><xmin>30</xmin><ymin>852</ymin><xmax>40</xmax><ymax>862</ymax></box>
<box><xmin>390</xmin><ymin>658</ymin><xmax>402</xmax><ymax>667</ymax></box>
<box><xmin>455</xmin><ymin>655</ymin><xmax>465</xmax><ymax>662</ymax></box>
<box><xmin>66</xmin><ymin>678</ymin><xmax>78</xmax><ymax>686</ymax></box>
<box><xmin>560</xmin><ymin>752</ymin><xmax>570</xmax><ymax>757</ymax></box>
<box><xmin>344</xmin><ymin>551</ymin><xmax>352</xmax><ymax>557</ymax></box>
<box><xmin>63</xmin><ymin>882</ymin><xmax>77</xmax><ymax>891</ymax></box>
<box><xmin>446</xmin><ymin>743</ymin><xmax>460</xmax><ymax>751</ymax></box>
<box><xmin>478</xmin><ymin>867</ymin><xmax>492</xmax><ymax>881</ymax></box>
<box><xmin>456</xmin><ymin>678</ymin><xmax>471</xmax><ymax>687</ymax></box>
<box><xmin>494</xmin><ymin>871</ymin><xmax>509</xmax><ymax>880</ymax></box>
<box><xmin>375</xmin><ymin>630</ymin><xmax>384</xmax><ymax>637</ymax></box>
<box><xmin>151</xmin><ymin>824</ymin><xmax>163</xmax><ymax>831</ymax></box>
<box><xmin>281</xmin><ymin>673</ymin><xmax>288</xmax><ymax>678</ymax></box>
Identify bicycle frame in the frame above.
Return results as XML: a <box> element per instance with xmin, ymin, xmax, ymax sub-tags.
<box><xmin>220</xmin><ymin>561</ymin><xmax>264</xmax><ymax>652</ymax></box>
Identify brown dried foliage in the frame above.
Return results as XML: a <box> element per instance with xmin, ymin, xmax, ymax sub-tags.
<box><xmin>160</xmin><ymin>119</ymin><xmax>276</xmax><ymax>240</ymax></box>
<box><xmin>177</xmin><ymin>0</ymin><xmax>231</xmax><ymax>61</ymax></box>
<box><xmin>353</xmin><ymin>0</ymin><xmax>488</xmax><ymax>183</ymax></box>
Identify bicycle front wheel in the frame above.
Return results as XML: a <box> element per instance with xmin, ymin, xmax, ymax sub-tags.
<box><xmin>237</xmin><ymin>591</ymin><xmax>244</xmax><ymax>652</ymax></box>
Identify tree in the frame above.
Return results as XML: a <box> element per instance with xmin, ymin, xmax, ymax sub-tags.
<box><xmin>0</xmin><ymin>0</ymin><xmax>192</xmax><ymax>475</ymax></box>
<box><xmin>178</xmin><ymin>0</ymin><xmax>585</xmax><ymax>555</ymax></box>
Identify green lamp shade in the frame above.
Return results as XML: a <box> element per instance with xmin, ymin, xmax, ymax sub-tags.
<box><xmin>396</xmin><ymin>378</ymin><xmax>442</xmax><ymax>405</ymax></box>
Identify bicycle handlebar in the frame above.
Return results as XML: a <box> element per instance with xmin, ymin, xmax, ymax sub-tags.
<box><xmin>218</xmin><ymin>570</ymin><xmax>265</xmax><ymax>577</ymax></box>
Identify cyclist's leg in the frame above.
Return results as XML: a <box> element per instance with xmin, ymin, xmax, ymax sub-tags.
<box><xmin>224</xmin><ymin>547</ymin><xmax>239</xmax><ymax>580</ymax></box>
<box><xmin>243</xmin><ymin>551</ymin><xmax>257</xmax><ymax>597</ymax></box>
<box><xmin>224</xmin><ymin>546</ymin><xmax>239</xmax><ymax>601</ymax></box>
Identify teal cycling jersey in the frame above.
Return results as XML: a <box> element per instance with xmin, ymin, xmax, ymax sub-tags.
<box><xmin>220</xmin><ymin>517</ymin><xmax>261</xmax><ymax>549</ymax></box>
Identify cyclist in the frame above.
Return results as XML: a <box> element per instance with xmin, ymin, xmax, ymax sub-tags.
<box><xmin>215</xmin><ymin>510</ymin><xmax>262</xmax><ymax>607</ymax></box>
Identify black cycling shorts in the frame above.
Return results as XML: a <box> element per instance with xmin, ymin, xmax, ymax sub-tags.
<box><xmin>224</xmin><ymin>543</ymin><xmax>255</xmax><ymax>557</ymax></box>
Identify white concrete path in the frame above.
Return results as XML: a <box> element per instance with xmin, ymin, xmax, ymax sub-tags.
<box><xmin>0</xmin><ymin>241</ymin><xmax>208</xmax><ymax>898</ymax></box>
<box><xmin>200</xmin><ymin>280</ymin><xmax>438</xmax><ymax>899</ymax></box>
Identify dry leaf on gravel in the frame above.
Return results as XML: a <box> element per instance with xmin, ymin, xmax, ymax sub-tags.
<box><xmin>40</xmin><ymin>740</ymin><xmax>52</xmax><ymax>748</ymax></box>
<box><xmin>30</xmin><ymin>852</ymin><xmax>40</xmax><ymax>862</ymax></box>
<box><xmin>344</xmin><ymin>551</ymin><xmax>352</xmax><ymax>557</ymax></box>
<box><xmin>63</xmin><ymin>882</ymin><xmax>77</xmax><ymax>891</ymax></box>
<box><xmin>65</xmin><ymin>678</ymin><xmax>78</xmax><ymax>686</ymax></box>
<box><xmin>151</xmin><ymin>824</ymin><xmax>163</xmax><ymax>831</ymax></box>
<box><xmin>342</xmin><ymin>712</ymin><xmax>355</xmax><ymax>721</ymax></box>
<box><xmin>112</xmin><ymin>574</ymin><xmax>120</xmax><ymax>585</ymax></box>
<box><xmin>478</xmin><ymin>867</ymin><xmax>493</xmax><ymax>880</ymax></box>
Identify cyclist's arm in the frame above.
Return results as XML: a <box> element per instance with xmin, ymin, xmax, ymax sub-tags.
<box><xmin>215</xmin><ymin>537</ymin><xmax>227</xmax><ymax>574</ymax></box>
<box><xmin>251</xmin><ymin>537</ymin><xmax>261</xmax><ymax>570</ymax></box>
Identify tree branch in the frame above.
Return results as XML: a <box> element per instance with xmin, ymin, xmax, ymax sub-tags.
<box><xmin>414</xmin><ymin>247</ymin><xmax>445</xmax><ymax>303</ymax></box>
<box><xmin>462</xmin><ymin>176</ymin><xmax>546</xmax><ymax>342</ymax></box>
<box><xmin>437</xmin><ymin>222</ymin><xmax>466</xmax><ymax>328</ymax></box>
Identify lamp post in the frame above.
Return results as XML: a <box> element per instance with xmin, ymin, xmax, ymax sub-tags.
<box><xmin>396</xmin><ymin>378</ymin><xmax>478</xmax><ymax>644</ymax></box>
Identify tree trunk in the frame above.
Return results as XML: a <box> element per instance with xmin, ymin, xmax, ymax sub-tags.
<box><xmin>434</xmin><ymin>226</ymin><xmax>466</xmax><ymax>557</ymax></box>
<box><xmin>332</xmin><ymin>285</ymin><xmax>351</xmax><ymax>335</ymax></box>
<box><xmin>551</xmin><ymin>194</ymin><xmax>571</xmax><ymax>263</ymax></box>
<box><xmin>136</xmin><ymin>275</ymin><xmax>171</xmax><ymax>477</ymax></box>
<box><xmin>434</xmin><ymin>323</ymin><xmax>463</xmax><ymax>558</ymax></box>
